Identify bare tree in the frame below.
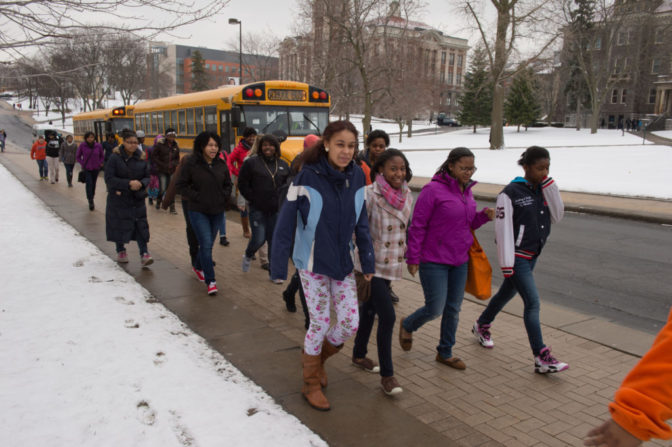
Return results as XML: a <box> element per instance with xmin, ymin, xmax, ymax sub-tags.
<box><xmin>461</xmin><ymin>0</ymin><xmax>563</xmax><ymax>149</ymax></box>
<box><xmin>14</xmin><ymin>58</ymin><xmax>42</xmax><ymax>110</ymax></box>
<box><xmin>309</xmin><ymin>0</ymin><xmax>422</xmax><ymax>135</ymax></box>
<box><xmin>378</xmin><ymin>36</ymin><xmax>432</xmax><ymax>142</ymax></box>
<box><xmin>227</xmin><ymin>32</ymin><xmax>280</xmax><ymax>82</ymax></box>
<box><xmin>105</xmin><ymin>34</ymin><xmax>148</xmax><ymax>105</ymax></box>
<box><xmin>52</xmin><ymin>30</ymin><xmax>109</xmax><ymax>111</ymax></box>
<box><xmin>38</xmin><ymin>50</ymin><xmax>76</xmax><ymax>125</ymax></box>
<box><xmin>561</xmin><ymin>0</ymin><xmax>667</xmax><ymax>133</ymax></box>
<box><xmin>1</xmin><ymin>0</ymin><xmax>229</xmax><ymax>52</ymax></box>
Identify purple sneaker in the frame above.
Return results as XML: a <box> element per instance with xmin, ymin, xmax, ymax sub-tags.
<box><xmin>472</xmin><ymin>321</ymin><xmax>494</xmax><ymax>348</ymax></box>
<box><xmin>535</xmin><ymin>347</ymin><xmax>569</xmax><ymax>374</ymax></box>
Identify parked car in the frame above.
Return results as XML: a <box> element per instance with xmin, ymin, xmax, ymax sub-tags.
<box><xmin>438</xmin><ymin>117</ymin><xmax>461</xmax><ymax>127</ymax></box>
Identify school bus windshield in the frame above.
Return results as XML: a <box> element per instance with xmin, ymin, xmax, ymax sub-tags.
<box><xmin>112</xmin><ymin>118</ymin><xmax>134</xmax><ymax>134</ymax></box>
<box><xmin>241</xmin><ymin>106</ymin><xmax>328</xmax><ymax>137</ymax></box>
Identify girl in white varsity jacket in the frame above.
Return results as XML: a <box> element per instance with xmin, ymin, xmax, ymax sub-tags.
<box><xmin>472</xmin><ymin>146</ymin><xmax>569</xmax><ymax>374</ymax></box>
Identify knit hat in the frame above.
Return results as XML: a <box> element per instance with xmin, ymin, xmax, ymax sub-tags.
<box><xmin>136</xmin><ymin>130</ymin><xmax>145</xmax><ymax>138</ymax></box>
<box><xmin>303</xmin><ymin>134</ymin><xmax>320</xmax><ymax>150</ymax></box>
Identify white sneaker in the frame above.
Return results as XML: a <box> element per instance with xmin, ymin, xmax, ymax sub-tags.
<box><xmin>242</xmin><ymin>255</ymin><xmax>252</xmax><ymax>272</ymax></box>
<box><xmin>472</xmin><ymin>321</ymin><xmax>494</xmax><ymax>348</ymax></box>
<box><xmin>534</xmin><ymin>347</ymin><xmax>569</xmax><ymax>374</ymax></box>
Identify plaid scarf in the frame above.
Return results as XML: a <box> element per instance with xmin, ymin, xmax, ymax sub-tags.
<box><xmin>375</xmin><ymin>173</ymin><xmax>408</xmax><ymax>210</ymax></box>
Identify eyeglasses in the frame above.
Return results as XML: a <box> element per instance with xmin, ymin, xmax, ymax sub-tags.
<box><xmin>456</xmin><ymin>166</ymin><xmax>477</xmax><ymax>173</ymax></box>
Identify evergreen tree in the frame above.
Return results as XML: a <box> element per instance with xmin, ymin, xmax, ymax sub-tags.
<box><xmin>191</xmin><ymin>50</ymin><xmax>209</xmax><ymax>92</ymax></box>
<box><xmin>564</xmin><ymin>0</ymin><xmax>595</xmax><ymax>129</ymax></box>
<box><xmin>458</xmin><ymin>47</ymin><xmax>492</xmax><ymax>133</ymax></box>
<box><xmin>504</xmin><ymin>68</ymin><xmax>541</xmax><ymax>132</ymax></box>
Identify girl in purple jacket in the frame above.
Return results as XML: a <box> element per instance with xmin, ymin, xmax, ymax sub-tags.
<box><xmin>76</xmin><ymin>131</ymin><xmax>105</xmax><ymax>211</ymax></box>
<box><xmin>399</xmin><ymin>147</ymin><xmax>494</xmax><ymax>369</ymax></box>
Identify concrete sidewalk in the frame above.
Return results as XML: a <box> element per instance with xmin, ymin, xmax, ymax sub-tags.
<box><xmin>1</xmin><ymin>146</ymin><xmax>667</xmax><ymax>446</ymax></box>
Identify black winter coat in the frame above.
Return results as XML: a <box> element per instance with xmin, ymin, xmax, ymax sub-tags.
<box><xmin>104</xmin><ymin>148</ymin><xmax>150</xmax><ymax>244</ymax></box>
<box><xmin>151</xmin><ymin>139</ymin><xmax>180</xmax><ymax>174</ymax></box>
<box><xmin>238</xmin><ymin>155</ymin><xmax>290</xmax><ymax>214</ymax></box>
<box><xmin>176</xmin><ymin>154</ymin><xmax>232</xmax><ymax>215</ymax></box>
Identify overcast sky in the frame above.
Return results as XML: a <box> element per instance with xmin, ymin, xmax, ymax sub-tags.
<box><xmin>158</xmin><ymin>0</ymin><xmax>480</xmax><ymax>52</ymax></box>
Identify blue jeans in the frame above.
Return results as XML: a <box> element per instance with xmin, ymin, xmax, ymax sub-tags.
<box><xmin>403</xmin><ymin>262</ymin><xmax>468</xmax><ymax>359</ymax></box>
<box><xmin>158</xmin><ymin>173</ymin><xmax>171</xmax><ymax>199</ymax></box>
<box><xmin>187</xmin><ymin>210</ymin><xmax>222</xmax><ymax>284</ymax></box>
<box><xmin>85</xmin><ymin>169</ymin><xmax>99</xmax><ymax>201</ymax></box>
<box><xmin>36</xmin><ymin>159</ymin><xmax>48</xmax><ymax>178</ymax></box>
<box><xmin>218</xmin><ymin>212</ymin><xmax>227</xmax><ymax>238</ymax></box>
<box><xmin>477</xmin><ymin>256</ymin><xmax>545</xmax><ymax>356</ymax></box>
<box><xmin>244</xmin><ymin>206</ymin><xmax>277</xmax><ymax>264</ymax></box>
<box><xmin>64</xmin><ymin>163</ymin><xmax>74</xmax><ymax>185</ymax></box>
<box><xmin>115</xmin><ymin>240</ymin><xmax>148</xmax><ymax>257</ymax></box>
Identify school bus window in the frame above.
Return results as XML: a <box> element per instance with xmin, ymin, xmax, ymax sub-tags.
<box><xmin>288</xmin><ymin>108</ymin><xmax>329</xmax><ymax>136</ymax></box>
<box><xmin>164</xmin><ymin>111</ymin><xmax>171</xmax><ymax>130</ymax></box>
<box><xmin>187</xmin><ymin>108</ymin><xmax>195</xmax><ymax>135</ymax></box>
<box><xmin>195</xmin><ymin>107</ymin><xmax>204</xmax><ymax>133</ymax></box>
<box><xmin>157</xmin><ymin>112</ymin><xmax>165</xmax><ymax>135</ymax></box>
<box><xmin>178</xmin><ymin>109</ymin><xmax>186</xmax><ymax>135</ymax></box>
<box><xmin>205</xmin><ymin>106</ymin><xmax>217</xmax><ymax>133</ymax></box>
<box><xmin>170</xmin><ymin>111</ymin><xmax>177</xmax><ymax>132</ymax></box>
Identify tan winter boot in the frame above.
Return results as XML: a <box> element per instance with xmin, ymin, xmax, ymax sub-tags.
<box><xmin>241</xmin><ymin>216</ymin><xmax>251</xmax><ymax>238</ymax></box>
<box><xmin>319</xmin><ymin>340</ymin><xmax>343</xmax><ymax>388</ymax></box>
<box><xmin>302</xmin><ymin>352</ymin><xmax>330</xmax><ymax>411</ymax></box>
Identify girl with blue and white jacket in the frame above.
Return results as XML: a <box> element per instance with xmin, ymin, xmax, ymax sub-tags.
<box><xmin>472</xmin><ymin>146</ymin><xmax>568</xmax><ymax>374</ymax></box>
<box><xmin>271</xmin><ymin>120</ymin><xmax>375</xmax><ymax>412</ymax></box>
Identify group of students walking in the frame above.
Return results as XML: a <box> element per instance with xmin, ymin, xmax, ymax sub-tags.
<box><xmin>27</xmin><ymin>120</ymin><xmax>670</xmax><ymax>445</ymax></box>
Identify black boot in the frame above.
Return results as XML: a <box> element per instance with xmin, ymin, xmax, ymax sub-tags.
<box><xmin>88</xmin><ymin>200</ymin><xmax>94</xmax><ymax>211</ymax></box>
<box><xmin>389</xmin><ymin>285</ymin><xmax>400</xmax><ymax>304</ymax></box>
<box><xmin>282</xmin><ymin>290</ymin><xmax>297</xmax><ymax>313</ymax></box>
<box><xmin>155</xmin><ymin>198</ymin><xmax>161</xmax><ymax>210</ymax></box>
<box><xmin>219</xmin><ymin>236</ymin><xmax>230</xmax><ymax>246</ymax></box>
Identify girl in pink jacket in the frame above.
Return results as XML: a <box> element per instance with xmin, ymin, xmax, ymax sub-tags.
<box><xmin>399</xmin><ymin>147</ymin><xmax>493</xmax><ymax>369</ymax></box>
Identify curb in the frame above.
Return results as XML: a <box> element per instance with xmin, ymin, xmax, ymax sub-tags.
<box><xmin>408</xmin><ymin>183</ymin><xmax>672</xmax><ymax>226</ymax></box>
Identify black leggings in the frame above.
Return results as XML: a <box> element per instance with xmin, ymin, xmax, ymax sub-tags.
<box><xmin>353</xmin><ymin>277</ymin><xmax>396</xmax><ymax>377</ymax></box>
<box><xmin>284</xmin><ymin>269</ymin><xmax>310</xmax><ymax>327</ymax></box>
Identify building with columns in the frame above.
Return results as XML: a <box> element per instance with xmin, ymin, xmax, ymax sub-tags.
<box><xmin>278</xmin><ymin>2</ymin><xmax>469</xmax><ymax>120</ymax></box>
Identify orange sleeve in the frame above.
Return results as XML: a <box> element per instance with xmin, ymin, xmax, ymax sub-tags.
<box><xmin>30</xmin><ymin>142</ymin><xmax>36</xmax><ymax>159</ymax></box>
<box><xmin>361</xmin><ymin>162</ymin><xmax>372</xmax><ymax>185</ymax></box>
<box><xmin>610</xmin><ymin>308</ymin><xmax>672</xmax><ymax>441</ymax></box>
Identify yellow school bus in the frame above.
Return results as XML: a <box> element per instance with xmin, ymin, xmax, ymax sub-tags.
<box><xmin>131</xmin><ymin>80</ymin><xmax>330</xmax><ymax>163</ymax></box>
<box><xmin>72</xmin><ymin>106</ymin><xmax>135</xmax><ymax>143</ymax></box>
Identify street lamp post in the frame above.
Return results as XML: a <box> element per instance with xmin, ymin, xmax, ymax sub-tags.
<box><xmin>228</xmin><ymin>18</ymin><xmax>242</xmax><ymax>85</ymax></box>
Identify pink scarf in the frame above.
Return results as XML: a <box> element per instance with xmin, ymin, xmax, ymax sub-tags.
<box><xmin>375</xmin><ymin>174</ymin><xmax>408</xmax><ymax>210</ymax></box>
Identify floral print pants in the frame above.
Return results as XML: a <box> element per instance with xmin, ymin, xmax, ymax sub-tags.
<box><xmin>299</xmin><ymin>270</ymin><xmax>359</xmax><ymax>355</ymax></box>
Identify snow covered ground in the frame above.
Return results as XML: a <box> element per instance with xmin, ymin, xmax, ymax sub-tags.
<box><xmin>0</xmin><ymin>163</ymin><xmax>325</xmax><ymax>447</ymax></box>
<box><xmin>397</xmin><ymin>127</ymin><xmax>672</xmax><ymax>200</ymax></box>
<box><xmin>653</xmin><ymin>130</ymin><xmax>672</xmax><ymax>139</ymax></box>
<box><xmin>8</xmin><ymin>95</ymin><xmax>672</xmax><ymax>199</ymax></box>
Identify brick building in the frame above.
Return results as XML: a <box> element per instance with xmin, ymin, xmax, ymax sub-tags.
<box><xmin>557</xmin><ymin>0</ymin><xmax>672</xmax><ymax>129</ymax></box>
<box><xmin>147</xmin><ymin>43</ymin><xmax>279</xmax><ymax>97</ymax></box>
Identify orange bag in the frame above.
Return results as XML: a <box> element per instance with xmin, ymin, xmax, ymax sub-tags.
<box><xmin>465</xmin><ymin>232</ymin><xmax>492</xmax><ymax>300</ymax></box>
